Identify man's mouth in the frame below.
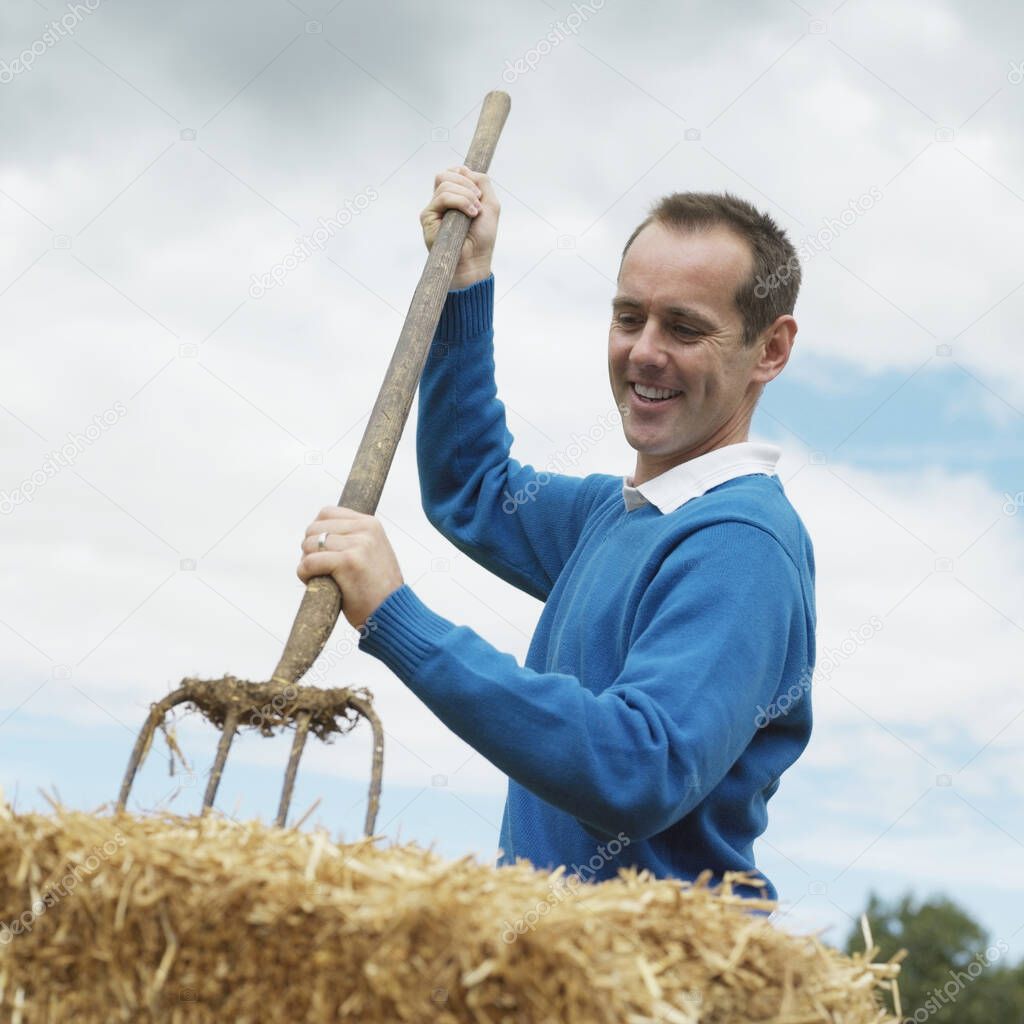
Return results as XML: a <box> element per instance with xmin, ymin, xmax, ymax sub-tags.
<box><xmin>630</xmin><ymin>382</ymin><xmax>682</xmax><ymax>404</ymax></box>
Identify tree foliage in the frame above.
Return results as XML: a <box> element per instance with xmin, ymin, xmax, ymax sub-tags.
<box><xmin>844</xmin><ymin>891</ymin><xmax>1024</xmax><ymax>1022</ymax></box>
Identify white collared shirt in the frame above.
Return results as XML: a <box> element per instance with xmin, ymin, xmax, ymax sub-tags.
<box><xmin>621</xmin><ymin>441</ymin><xmax>782</xmax><ymax>514</ymax></box>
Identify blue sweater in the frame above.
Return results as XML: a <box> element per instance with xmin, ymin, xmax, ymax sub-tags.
<box><xmin>359</xmin><ymin>274</ymin><xmax>816</xmax><ymax>901</ymax></box>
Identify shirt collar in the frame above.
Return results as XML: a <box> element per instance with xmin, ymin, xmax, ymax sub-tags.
<box><xmin>621</xmin><ymin>441</ymin><xmax>782</xmax><ymax>514</ymax></box>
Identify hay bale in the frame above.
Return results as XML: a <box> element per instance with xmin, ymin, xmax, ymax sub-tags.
<box><xmin>0</xmin><ymin>803</ymin><xmax>901</xmax><ymax>1023</ymax></box>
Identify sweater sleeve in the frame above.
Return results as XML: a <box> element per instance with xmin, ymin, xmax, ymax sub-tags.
<box><xmin>417</xmin><ymin>274</ymin><xmax>605</xmax><ymax>601</ymax></box>
<box><xmin>359</xmin><ymin>520</ymin><xmax>804</xmax><ymax>842</ymax></box>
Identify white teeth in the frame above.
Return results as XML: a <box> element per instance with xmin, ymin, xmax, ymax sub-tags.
<box><xmin>633</xmin><ymin>383</ymin><xmax>681</xmax><ymax>400</ymax></box>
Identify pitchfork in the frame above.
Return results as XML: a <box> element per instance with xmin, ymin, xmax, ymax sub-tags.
<box><xmin>116</xmin><ymin>91</ymin><xmax>512</xmax><ymax>835</ymax></box>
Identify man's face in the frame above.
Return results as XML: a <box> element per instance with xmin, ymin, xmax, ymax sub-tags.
<box><xmin>608</xmin><ymin>221</ymin><xmax>768</xmax><ymax>485</ymax></box>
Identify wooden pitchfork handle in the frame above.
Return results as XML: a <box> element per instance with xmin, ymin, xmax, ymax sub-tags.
<box><xmin>270</xmin><ymin>90</ymin><xmax>511</xmax><ymax>688</ymax></box>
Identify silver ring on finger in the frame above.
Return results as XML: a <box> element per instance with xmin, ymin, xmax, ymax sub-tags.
<box><xmin>316</xmin><ymin>531</ymin><xmax>328</xmax><ymax>551</ymax></box>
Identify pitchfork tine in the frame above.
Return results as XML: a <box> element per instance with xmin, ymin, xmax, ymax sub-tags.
<box><xmin>275</xmin><ymin>710</ymin><xmax>311</xmax><ymax>827</ymax></box>
<box><xmin>116</xmin><ymin>688</ymin><xmax>193</xmax><ymax>813</ymax></box>
<box><xmin>202</xmin><ymin>707</ymin><xmax>239</xmax><ymax>810</ymax></box>
<box><xmin>347</xmin><ymin>693</ymin><xmax>384</xmax><ymax>837</ymax></box>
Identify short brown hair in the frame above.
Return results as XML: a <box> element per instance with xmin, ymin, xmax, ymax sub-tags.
<box><xmin>620</xmin><ymin>192</ymin><xmax>801</xmax><ymax>347</ymax></box>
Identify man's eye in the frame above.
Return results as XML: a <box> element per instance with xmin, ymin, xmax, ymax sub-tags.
<box><xmin>616</xmin><ymin>315</ymin><xmax>641</xmax><ymax>326</ymax></box>
<box><xmin>674</xmin><ymin>325</ymin><xmax>699</xmax><ymax>336</ymax></box>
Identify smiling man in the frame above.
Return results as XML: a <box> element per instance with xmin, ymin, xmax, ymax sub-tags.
<box><xmin>610</xmin><ymin>215</ymin><xmax>790</xmax><ymax>479</ymax></box>
<box><xmin>298</xmin><ymin>167</ymin><xmax>816</xmax><ymax>902</ymax></box>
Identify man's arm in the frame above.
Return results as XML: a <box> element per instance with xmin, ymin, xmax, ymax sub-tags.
<box><xmin>417</xmin><ymin>167</ymin><xmax>608</xmax><ymax>600</ymax></box>
<box><xmin>418</xmin><ymin>274</ymin><xmax>608</xmax><ymax>600</ymax></box>
<box><xmin>360</xmin><ymin>520</ymin><xmax>810</xmax><ymax>841</ymax></box>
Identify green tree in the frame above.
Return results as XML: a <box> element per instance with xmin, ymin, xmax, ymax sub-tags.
<box><xmin>844</xmin><ymin>891</ymin><xmax>1024</xmax><ymax>1022</ymax></box>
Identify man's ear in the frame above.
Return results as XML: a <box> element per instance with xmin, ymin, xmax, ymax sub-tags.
<box><xmin>754</xmin><ymin>314</ymin><xmax>797</xmax><ymax>385</ymax></box>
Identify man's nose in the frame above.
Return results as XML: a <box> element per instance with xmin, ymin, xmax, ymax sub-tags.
<box><xmin>628</xmin><ymin>320</ymin><xmax>668</xmax><ymax>368</ymax></box>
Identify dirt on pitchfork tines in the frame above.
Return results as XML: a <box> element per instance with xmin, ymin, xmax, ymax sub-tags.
<box><xmin>0</xmin><ymin>802</ymin><xmax>903</xmax><ymax>1023</ymax></box>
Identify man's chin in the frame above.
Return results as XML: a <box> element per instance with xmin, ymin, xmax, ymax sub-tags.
<box><xmin>623</xmin><ymin>432</ymin><xmax>689</xmax><ymax>458</ymax></box>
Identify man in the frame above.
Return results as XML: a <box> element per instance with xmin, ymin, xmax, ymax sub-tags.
<box><xmin>297</xmin><ymin>165</ymin><xmax>815</xmax><ymax>902</ymax></box>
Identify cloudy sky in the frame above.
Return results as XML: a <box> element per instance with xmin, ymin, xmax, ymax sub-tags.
<box><xmin>2</xmin><ymin>0</ymin><xmax>1023</xmax><ymax>961</ymax></box>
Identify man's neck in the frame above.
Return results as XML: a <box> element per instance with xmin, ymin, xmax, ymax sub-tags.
<box><xmin>632</xmin><ymin>429</ymin><xmax>752</xmax><ymax>487</ymax></box>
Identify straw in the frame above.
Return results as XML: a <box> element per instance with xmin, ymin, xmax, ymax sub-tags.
<box><xmin>0</xmin><ymin>803</ymin><xmax>903</xmax><ymax>1023</ymax></box>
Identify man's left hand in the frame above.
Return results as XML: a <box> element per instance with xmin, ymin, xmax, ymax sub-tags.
<box><xmin>298</xmin><ymin>507</ymin><xmax>404</xmax><ymax>629</ymax></box>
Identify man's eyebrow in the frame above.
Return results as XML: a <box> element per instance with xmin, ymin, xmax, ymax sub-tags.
<box><xmin>611</xmin><ymin>296</ymin><xmax>717</xmax><ymax>328</ymax></box>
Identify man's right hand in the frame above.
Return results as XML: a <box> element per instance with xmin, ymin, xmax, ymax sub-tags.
<box><xmin>420</xmin><ymin>165</ymin><xmax>499</xmax><ymax>289</ymax></box>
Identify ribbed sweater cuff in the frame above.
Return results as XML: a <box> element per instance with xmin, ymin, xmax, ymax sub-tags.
<box><xmin>435</xmin><ymin>273</ymin><xmax>494</xmax><ymax>341</ymax></box>
<box><xmin>359</xmin><ymin>584</ymin><xmax>456</xmax><ymax>680</ymax></box>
